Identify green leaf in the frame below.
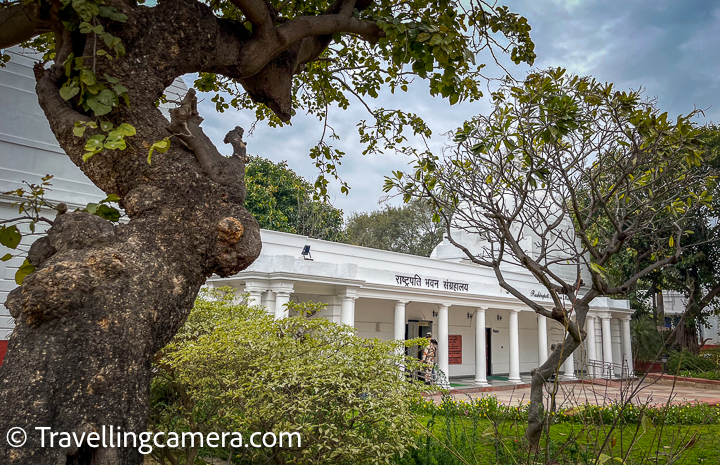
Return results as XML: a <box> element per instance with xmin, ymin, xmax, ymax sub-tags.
<box><xmin>104</xmin><ymin>138</ymin><xmax>126</xmax><ymax>150</ymax></box>
<box><xmin>84</xmin><ymin>134</ymin><xmax>105</xmax><ymax>152</ymax></box>
<box><xmin>116</xmin><ymin>123</ymin><xmax>136</xmax><ymax>136</ymax></box>
<box><xmin>668</xmin><ymin>236</ymin><xmax>674</xmax><ymax>247</ymax></box>
<box><xmin>1</xmin><ymin>253</ymin><xmax>12</xmax><ymax>261</ymax></box>
<box><xmin>589</xmin><ymin>262</ymin><xmax>607</xmax><ymax>276</ymax></box>
<box><xmin>95</xmin><ymin>204</ymin><xmax>121</xmax><ymax>222</ymax></box>
<box><xmin>80</xmin><ymin>69</ymin><xmax>97</xmax><ymax>86</ymax></box>
<box><xmin>102</xmin><ymin>33</ymin><xmax>121</xmax><ymax>49</ymax></box>
<box><xmin>428</xmin><ymin>34</ymin><xmax>443</xmax><ymax>46</ymax></box>
<box><xmin>59</xmin><ymin>85</ymin><xmax>80</xmax><ymax>101</ymax></box>
<box><xmin>86</xmin><ymin>98</ymin><xmax>112</xmax><ymax>116</ymax></box>
<box><xmin>103</xmin><ymin>73</ymin><xmax>119</xmax><ymax>84</ymax></box>
<box><xmin>73</xmin><ymin>123</ymin><xmax>87</xmax><ymax>137</ymax></box>
<box><xmin>85</xmin><ymin>202</ymin><xmax>98</xmax><ymax>214</ymax></box>
<box><xmin>0</xmin><ymin>226</ymin><xmax>21</xmax><ymax>249</ymax></box>
<box><xmin>641</xmin><ymin>414</ymin><xmax>654</xmax><ymax>433</ymax></box>
<box><xmin>112</xmin><ymin>84</ymin><xmax>128</xmax><ymax>96</ymax></box>
<box><xmin>148</xmin><ymin>138</ymin><xmax>171</xmax><ymax>164</ymax></box>
<box><xmin>15</xmin><ymin>259</ymin><xmax>35</xmax><ymax>285</ymax></box>
<box><xmin>114</xmin><ymin>42</ymin><xmax>125</xmax><ymax>57</ymax></box>
<box><xmin>71</xmin><ymin>0</ymin><xmax>100</xmax><ymax>22</ymax></box>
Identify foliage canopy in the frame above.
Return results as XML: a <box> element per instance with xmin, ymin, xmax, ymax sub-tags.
<box><xmin>245</xmin><ymin>155</ymin><xmax>347</xmax><ymax>242</ymax></box>
<box><xmin>345</xmin><ymin>199</ymin><xmax>443</xmax><ymax>256</ymax></box>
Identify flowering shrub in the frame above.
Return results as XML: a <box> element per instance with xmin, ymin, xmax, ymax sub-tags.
<box><xmin>413</xmin><ymin>395</ymin><xmax>529</xmax><ymax>422</ymax></box>
<box><xmin>415</xmin><ymin>396</ymin><xmax>720</xmax><ymax>426</ymax></box>
<box><xmin>678</xmin><ymin>370</ymin><xmax>720</xmax><ymax>381</ymax></box>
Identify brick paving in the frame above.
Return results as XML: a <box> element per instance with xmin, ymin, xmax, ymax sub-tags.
<box><xmin>429</xmin><ymin>377</ymin><xmax>720</xmax><ymax>408</ymax></box>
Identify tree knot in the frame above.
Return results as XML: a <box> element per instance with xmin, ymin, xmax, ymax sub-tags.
<box><xmin>218</xmin><ymin>217</ymin><xmax>244</xmax><ymax>244</ymax></box>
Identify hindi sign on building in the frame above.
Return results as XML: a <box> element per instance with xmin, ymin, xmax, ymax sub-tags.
<box><xmin>448</xmin><ymin>335</ymin><xmax>462</xmax><ymax>365</ymax></box>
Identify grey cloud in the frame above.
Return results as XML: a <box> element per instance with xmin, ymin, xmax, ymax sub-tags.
<box><xmin>184</xmin><ymin>0</ymin><xmax>720</xmax><ymax>215</ymax></box>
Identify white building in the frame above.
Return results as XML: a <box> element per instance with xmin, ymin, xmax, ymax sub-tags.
<box><xmin>660</xmin><ymin>292</ymin><xmax>720</xmax><ymax>347</ymax></box>
<box><xmin>211</xmin><ymin>228</ymin><xmax>634</xmax><ymax>383</ymax></box>
<box><xmin>0</xmin><ymin>49</ymin><xmax>634</xmax><ymax>381</ymax></box>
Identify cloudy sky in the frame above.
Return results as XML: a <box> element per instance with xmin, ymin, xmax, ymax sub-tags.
<box><xmin>184</xmin><ymin>0</ymin><xmax>720</xmax><ymax>217</ymax></box>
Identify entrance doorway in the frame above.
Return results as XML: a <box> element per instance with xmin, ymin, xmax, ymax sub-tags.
<box><xmin>486</xmin><ymin>327</ymin><xmax>492</xmax><ymax>376</ymax></box>
<box><xmin>406</xmin><ymin>319</ymin><xmax>433</xmax><ymax>359</ymax></box>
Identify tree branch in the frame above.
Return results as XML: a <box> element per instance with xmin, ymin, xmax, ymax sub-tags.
<box><xmin>168</xmin><ymin>89</ymin><xmax>247</xmax><ymax>193</ymax></box>
<box><xmin>0</xmin><ymin>3</ymin><xmax>51</xmax><ymax>49</ymax></box>
<box><xmin>240</xmin><ymin>13</ymin><xmax>383</xmax><ymax>78</ymax></box>
<box><xmin>698</xmin><ymin>282</ymin><xmax>720</xmax><ymax>313</ymax></box>
<box><xmin>605</xmin><ymin>228</ymin><xmax>684</xmax><ymax>295</ymax></box>
<box><xmin>228</xmin><ymin>0</ymin><xmax>273</xmax><ymax>35</ymax></box>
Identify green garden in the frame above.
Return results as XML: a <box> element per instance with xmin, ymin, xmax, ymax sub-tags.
<box><xmin>147</xmin><ymin>288</ymin><xmax>720</xmax><ymax>465</ymax></box>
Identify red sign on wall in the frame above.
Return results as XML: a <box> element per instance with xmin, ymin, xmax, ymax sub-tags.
<box><xmin>449</xmin><ymin>335</ymin><xmax>462</xmax><ymax>365</ymax></box>
<box><xmin>0</xmin><ymin>340</ymin><xmax>7</xmax><ymax>366</ymax></box>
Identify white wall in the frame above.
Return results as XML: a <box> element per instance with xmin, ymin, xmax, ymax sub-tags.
<box><xmin>0</xmin><ymin>49</ymin><xmax>187</xmax><ymax>340</ymax></box>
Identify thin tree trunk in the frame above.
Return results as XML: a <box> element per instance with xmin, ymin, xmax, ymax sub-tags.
<box><xmin>657</xmin><ymin>290</ymin><xmax>665</xmax><ymax>327</ymax></box>
<box><xmin>524</xmin><ymin>307</ymin><xmax>586</xmax><ymax>450</ymax></box>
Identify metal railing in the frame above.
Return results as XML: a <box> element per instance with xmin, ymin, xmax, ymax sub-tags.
<box><xmin>582</xmin><ymin>358</ymin><xmax>633</xmax><ymax>379</ymax></box>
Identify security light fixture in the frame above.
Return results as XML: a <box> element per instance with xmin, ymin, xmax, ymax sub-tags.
<box><xmin>467</xmin><ymin>312</ymin><xmax>473</xmax><ymax>320</ymax></box>
<box><xmin>661</xmin><ymin>353</ymin><xmax>670</xmax><ymax>373</ymax></box>
<box><xmin>300</xmin><ymin>245</ymin><xmax>312</xmax><ymax>260</ymax></box>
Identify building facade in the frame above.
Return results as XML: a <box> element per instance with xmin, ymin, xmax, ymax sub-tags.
<box><xmin>209</xmin><ymin>229</ymin><xmax>635</xmax><ymax>382</ymax></box>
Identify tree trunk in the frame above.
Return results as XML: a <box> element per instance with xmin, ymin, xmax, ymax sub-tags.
<box><xmin>524</xmin><ymin>309</ymin><xmax>586</xmax><ymax>451</ymax></box>
<box><xmin>674</xmin><ymin>284</ymin><xmax>704</xmax><ymax>355</ymax></box>
<box><xmin>0</xmin><ymin>4</ymin><xmax>262</xmax><ymax>462</ymax></box>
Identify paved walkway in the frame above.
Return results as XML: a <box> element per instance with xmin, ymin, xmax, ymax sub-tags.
<box><xmin>431</xmin><ymin>377</ymin><xmax>720</xmax><ymax>408</ymax></box>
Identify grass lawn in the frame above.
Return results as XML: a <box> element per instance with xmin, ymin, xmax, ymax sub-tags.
<box><xmin>403</xmin><ymin>415</ymin><xmax>720</xmax><ymax>465</ymax></box>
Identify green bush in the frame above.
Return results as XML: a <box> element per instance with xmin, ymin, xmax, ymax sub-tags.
<box><xmin>667</xmin><ymin>349</ymin><xmax>719</xmax><ymax>374</ymax></box>
<box><xmin>151</xmin><ymin>287</ymin><xmax>426</xmax><ymax>465</ymax></box>
<box><xmin>414</xmin><ymin>396</ymin><xmax>720</xmax><ymax>427</ymax></box>
<box><xmin>678</xmin><ymin>370</ymin><xmax>720</xmax><ymax>380</ymax></box>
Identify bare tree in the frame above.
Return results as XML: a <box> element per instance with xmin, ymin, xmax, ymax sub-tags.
<box><xmin>388</xmin><ymin>68</ymin><xmax>715</xmax><ymax>449</ymax></box>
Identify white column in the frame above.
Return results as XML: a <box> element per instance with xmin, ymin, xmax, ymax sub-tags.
<box><xmin>563</xmin><ymin>347</ymin><xmax>576</xmax><ymax>380</ymax></box>
<box><xmin>586</xmin><ymin>315</ymin><xmax>598</xmax><ymax>378</ymax></box>
<box><xmin>244</xmin><ymin>282</ymin><xmax>266</xmax><ymax>308</ymax></box>
<box><xmin>600</xmin><ymin>314</ymin><xmax>614</xmax><ymax>379</ymax></box>
<box><xmin>537</xmin><ymin>315</ymin><xmax>548</xmax><ymax>365</ymax></box>
<box><xmin>275</xmin><ymin>291</ymin><xmax>292</xmax><ymax>319</ymax></box>
<box><xmin>394</xmin><ymin>301</ymin><xmax>408</xmax><ymax>357</ymax></box>
<box><xmin>394</xmin><ymin>301</ymin><xmax>407</xmax><ymax>341</ymax></box>
<box><xmin>263</xmin><ymin>290</ymin><xmax>276</xmax><ymax>317</ymax></box>
<box><xmin>248</xmin><ymin>290</ymin><xmax>264</xmax><ymax>307</ymax></box>
<box><xmin>621</xmin><ymin>315</ymin><xmax>634</xmax><ymax>378</ymax></box>
<box><xmin>269</xmin><ymin>283</ymin><xmax>294</xmax><ymax>319</ymax></box>
<box><xmin>340</xmin><ymin>297</ymin><xmax>356</xmax><ymax>327</ymax></box>
<box><xmin>508</xmin><ymin>309</ymin><xmax>521</xmax><ymax>383</ymax></box>
<box><xmin>474</xmin><ymin>307</ymin><xmax>488</xmax><ymax>385</ymax></box>
<box><xmin>437</xmin><ymin>304</ymin><xmax>450</xmax><ymax>386</ymax></box>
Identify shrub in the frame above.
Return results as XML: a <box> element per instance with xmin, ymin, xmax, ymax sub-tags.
<box><xmin>151</xmin><ymin>287</ymin><xmax>426</xmax><ymax>465</ymax></box>
<box><xmin>667</xmin><ymin>349</ymin><xmax>719</xmax><ymax>374</ymax></box>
